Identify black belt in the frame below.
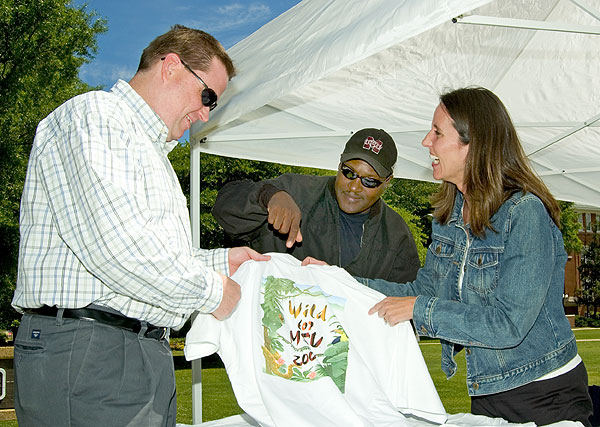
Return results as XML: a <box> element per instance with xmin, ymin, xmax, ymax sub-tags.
<box><xmin>26</xmin><ymin>305</ymin><xmax>168</xmax><ymax>341</ymax></box>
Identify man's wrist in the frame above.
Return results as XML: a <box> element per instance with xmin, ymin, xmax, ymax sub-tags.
<box><xmin>258</xmin><ymin>183</ymin><xmax>282</xmax><ymax>208</ymax></box>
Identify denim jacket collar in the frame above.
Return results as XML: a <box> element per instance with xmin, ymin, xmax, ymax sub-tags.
<box><xmin>448</xmin><ymin>191</ymin><xmax>465</xmax><ymax>225</ymax></box>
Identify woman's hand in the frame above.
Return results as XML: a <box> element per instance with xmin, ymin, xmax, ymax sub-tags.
<box><xmin>368</xmin><ymin>296</ymin><xmax>417</xmax><ymax>326</ymax></box>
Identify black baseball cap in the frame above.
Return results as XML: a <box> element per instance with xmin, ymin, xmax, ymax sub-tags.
<box><xmin>339</xmin><ymin>128</ymin><xmax>397</xmax><ymax>178</ymax></box>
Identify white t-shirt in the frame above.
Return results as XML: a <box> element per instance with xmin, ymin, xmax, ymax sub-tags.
<box><xmin>186</xmin><ymin>253</ymin><xmax>447</xmax><ymax>426</ymax></box>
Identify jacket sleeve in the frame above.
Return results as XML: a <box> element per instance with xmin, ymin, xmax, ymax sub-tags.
<box><xmin>413</xmin><ymin>197</ymin><xmax>560</xmax><ymax>348</ymax></box>
<box><xmin>212</xmin><ymin>179</ymin><xmax>283</xmax><ymax>241</ymax></box>
<box><xmin>388</xmin><ymin>222</ymin><xmax>421</xmax><ymax>283</ymax></box>
<box><xmin>358</xmin><ymin>253</ymin><xmax>436</xmax><ymax>297</ymax></box>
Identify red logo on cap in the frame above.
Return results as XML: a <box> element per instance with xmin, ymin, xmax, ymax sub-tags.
<box><xmin>362</xmin><ymin>136</ymin><xmax>382</xmax><ymax>154</ymax></box>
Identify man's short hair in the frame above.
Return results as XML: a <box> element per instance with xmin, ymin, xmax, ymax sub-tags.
<box><xmin>137</xmin><ymin>24</ymin><xmax>236</xmax><ymax>79</ymax></box>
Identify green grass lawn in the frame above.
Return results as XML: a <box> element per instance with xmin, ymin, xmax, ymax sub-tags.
<box><xmin>176</xmin><ymin>367</ymin><xmax>243</xmax><ymax>423</ymax></box>
<box><xmin>574</xmin><ymin>328</ymin><xmax>600</xmax><ymax>385</ymax></box>
<box><xmin>175</xmin><ymin>328</ymin><xmax>600</xmax><ymax>425</ymax></box>
<box><xmin>1</xmin><ymin>328</ymin><xmax>598</xmax><ymax>426</ymax></box>
<box><xmin>420</xmin><ymin>342</ymin><xmax>470</xmax><ymax>414</ymax></box>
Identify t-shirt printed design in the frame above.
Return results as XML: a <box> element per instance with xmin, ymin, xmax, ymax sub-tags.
<box><xmin>185</xmin><ymin>254</ymin><xmax>448</xmax><ymax>426</ymax></box>
<box><xmin>260</xmin><ymin>275</ymin><xmax>349</xmax><ymax>393</ymax></box>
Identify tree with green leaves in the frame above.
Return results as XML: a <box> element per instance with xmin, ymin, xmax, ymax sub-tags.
<box><xmin>0</xmin><ymin>0</ymin><xmax>107</xmax><ymax>329</ymax></box>
<box><xmin>169</xmin><ymin>145</ymin><xmax>333</xmax><ymax>249</ymax></box>
<box><xmin>559</xmin><ymin>201</ymin><xmax>583</xmax><ymax>254</ymax></box>
<box><xmin>382</xmin><ymin>179</ymin><xmax>439</xmax><ymax>254</ymax></box>
<box><xmin>577</xmin><ymin>221</ymin><xmax>600</xmax><ymax>317</ymax></box>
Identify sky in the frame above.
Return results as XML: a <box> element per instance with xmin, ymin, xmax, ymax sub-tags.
<box><xmin>71</xmin><ymin>0</ymin><xmax>302</xmax><ymax>142</ymax></box>
<box><xmin>74</xmin><ymin>0</ymin><xmax>302</xmax><ymax>89</ymax></box>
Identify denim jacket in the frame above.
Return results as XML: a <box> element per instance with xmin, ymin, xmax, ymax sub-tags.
<box><xmin>361</xmin><ymin>191</ymin><xmax>577</xmax><ymax>396</ymax></box>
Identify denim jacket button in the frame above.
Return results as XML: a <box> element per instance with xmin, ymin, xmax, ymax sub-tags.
<box><xmin>473</xmin><ymin>382</ymin><xmax>479</xmax><ymax>390</ymax></box>
<box><xmin>466</xmin><ymin>348</ymin><xmax>471</xmax><ymax>355</ymax></box>
<box><xmin>435</xmin><ymin>245</ymin><xmax>441</xmax><ymax>254</ymax></box>
<box><xmin>420</xmin><ymin>326</ymin><xmax>427</xmax><ymax>334</ymax></box>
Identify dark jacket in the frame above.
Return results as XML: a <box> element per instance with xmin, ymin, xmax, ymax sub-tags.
<box><xmin>212</xmin><ymin>174</ymin><xmax>420</xmax><ymax>283</ymax></box>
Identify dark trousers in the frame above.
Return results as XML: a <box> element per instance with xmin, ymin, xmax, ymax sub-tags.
<box><xmin>471</xmin><ymin>362</ymin><xmax>593</xmax><ymax>427</ymax></box>
<box><xmin>14</xmin><ymin>312</ymin><xmax>177</xmax><ymax>427</ymax></box>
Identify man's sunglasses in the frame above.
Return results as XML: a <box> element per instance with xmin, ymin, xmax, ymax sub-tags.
<box><xmin>161</xmin><ymin>57</ymin><xmax>218</xmax><ymax>111</ymax></box>
<box><xmin>340</xmin><ymin>164</ymin><xmax>387</xmax><ymax>188</ymax></box>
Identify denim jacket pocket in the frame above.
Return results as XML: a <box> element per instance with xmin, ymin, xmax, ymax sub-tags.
<box><xmin>466</xmin><ymin>248</ymin><xmax>500</xmax><ymax>294</ymax></box>
<box><xmin>429</xmin><ymin>235</ymin><xmax>455</xmax><ymax>279</ymax></box>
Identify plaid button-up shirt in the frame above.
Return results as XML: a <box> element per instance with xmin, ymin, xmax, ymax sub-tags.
<box><xmin>13</xmin><ymin>80</ymin><xmax>228</xmax><ymax>328</ymax></box>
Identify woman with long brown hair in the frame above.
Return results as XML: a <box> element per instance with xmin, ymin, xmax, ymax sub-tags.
<box><xmin>366</xmin><ymin>87</ymin><xmax>592</xmax><ymax>425</ymax></box>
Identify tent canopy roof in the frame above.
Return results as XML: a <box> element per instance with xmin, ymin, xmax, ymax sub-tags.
<box><xmin>191</xmin><ymin>0</ymin><xmax>600</xmax><ymax>207</ymax></box>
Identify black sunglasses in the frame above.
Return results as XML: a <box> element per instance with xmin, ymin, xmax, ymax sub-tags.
<box><xmin>340</xmin><ymin>164</ymin><xmax>386</xmax><ymax>188</ymax></box>
<box><xmin>161</xmin><ymin>57</ymin><xmax>218</xmax><ymax>111</ymax></box>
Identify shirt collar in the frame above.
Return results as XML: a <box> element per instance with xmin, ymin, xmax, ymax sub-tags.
<box><xmin>110</xmin><ymin>80</ymin><xmax>177</xmax><ymax>154</ymax></box>
<box><xmin>449</xmin><ymin>191</ymin><xmax>465</xmax><ymax>223</ymax></box>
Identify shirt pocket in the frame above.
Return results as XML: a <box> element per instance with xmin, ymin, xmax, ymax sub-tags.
<box><xmin>466</xmin><ymin>248</ymin><xmax>500</xmax><ymax>295</ymax></box>
<box><xmin>428</xmin><ymin>235</ymin><xmax>455</xmax><ymax>279</ymax></box>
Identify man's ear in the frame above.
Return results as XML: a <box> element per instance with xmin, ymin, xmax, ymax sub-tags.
<box><xmin>383</xmin><ymin>175</ymin><xmax>393</xmax><ymax>189</ymax></box>
<box><xmin>160</xmin><ymin>53</ymin><xmax>181</xmax><ymax>82</ymax></box>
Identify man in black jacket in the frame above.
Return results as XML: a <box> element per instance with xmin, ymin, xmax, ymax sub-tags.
<box><xmin>212</xmin><ymin>128</ymin><xmax>420</xmax><ymax>283</ymax></box>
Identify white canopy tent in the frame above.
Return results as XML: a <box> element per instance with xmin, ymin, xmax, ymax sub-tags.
<box><xmin>186</xmin><ymin>0</ymin><xmax>600</xmax><ymax>423</ymax></box>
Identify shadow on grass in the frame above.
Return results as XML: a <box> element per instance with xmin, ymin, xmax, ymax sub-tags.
<box><xmin>174</xmin><ymin>353</ymin><xmax>224</xmax><ymax>370</ymax></box>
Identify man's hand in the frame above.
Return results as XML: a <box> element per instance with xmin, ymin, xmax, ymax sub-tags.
<box><xmin>300</xmin><ymin>256</ymin><xmax>328</xmax><ymax>266</ymax></box>
<box><xmin>368</xmin><ymin>296</ymin><xmax>417</xmax><ymax>326</ymax></box>
<box><xmin>228</xmin><ymin>247</ymin><xmax>270</xmax><ymax>275</ymax></box>
<box><xmin>211</xmin><ymin>273</ymin><xmax>241</xmax><ymax>320</ymax></box>
<box><xmin>267</xmin><ymin>191</ymin><xmax>303</xmax><ymax>248</ymax></box>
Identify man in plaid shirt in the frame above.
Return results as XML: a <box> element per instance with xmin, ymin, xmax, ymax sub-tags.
<box><xmin>12</xmin><ymin>25</ymin><xmax>268</xmax><ymax>427</ymax></box>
